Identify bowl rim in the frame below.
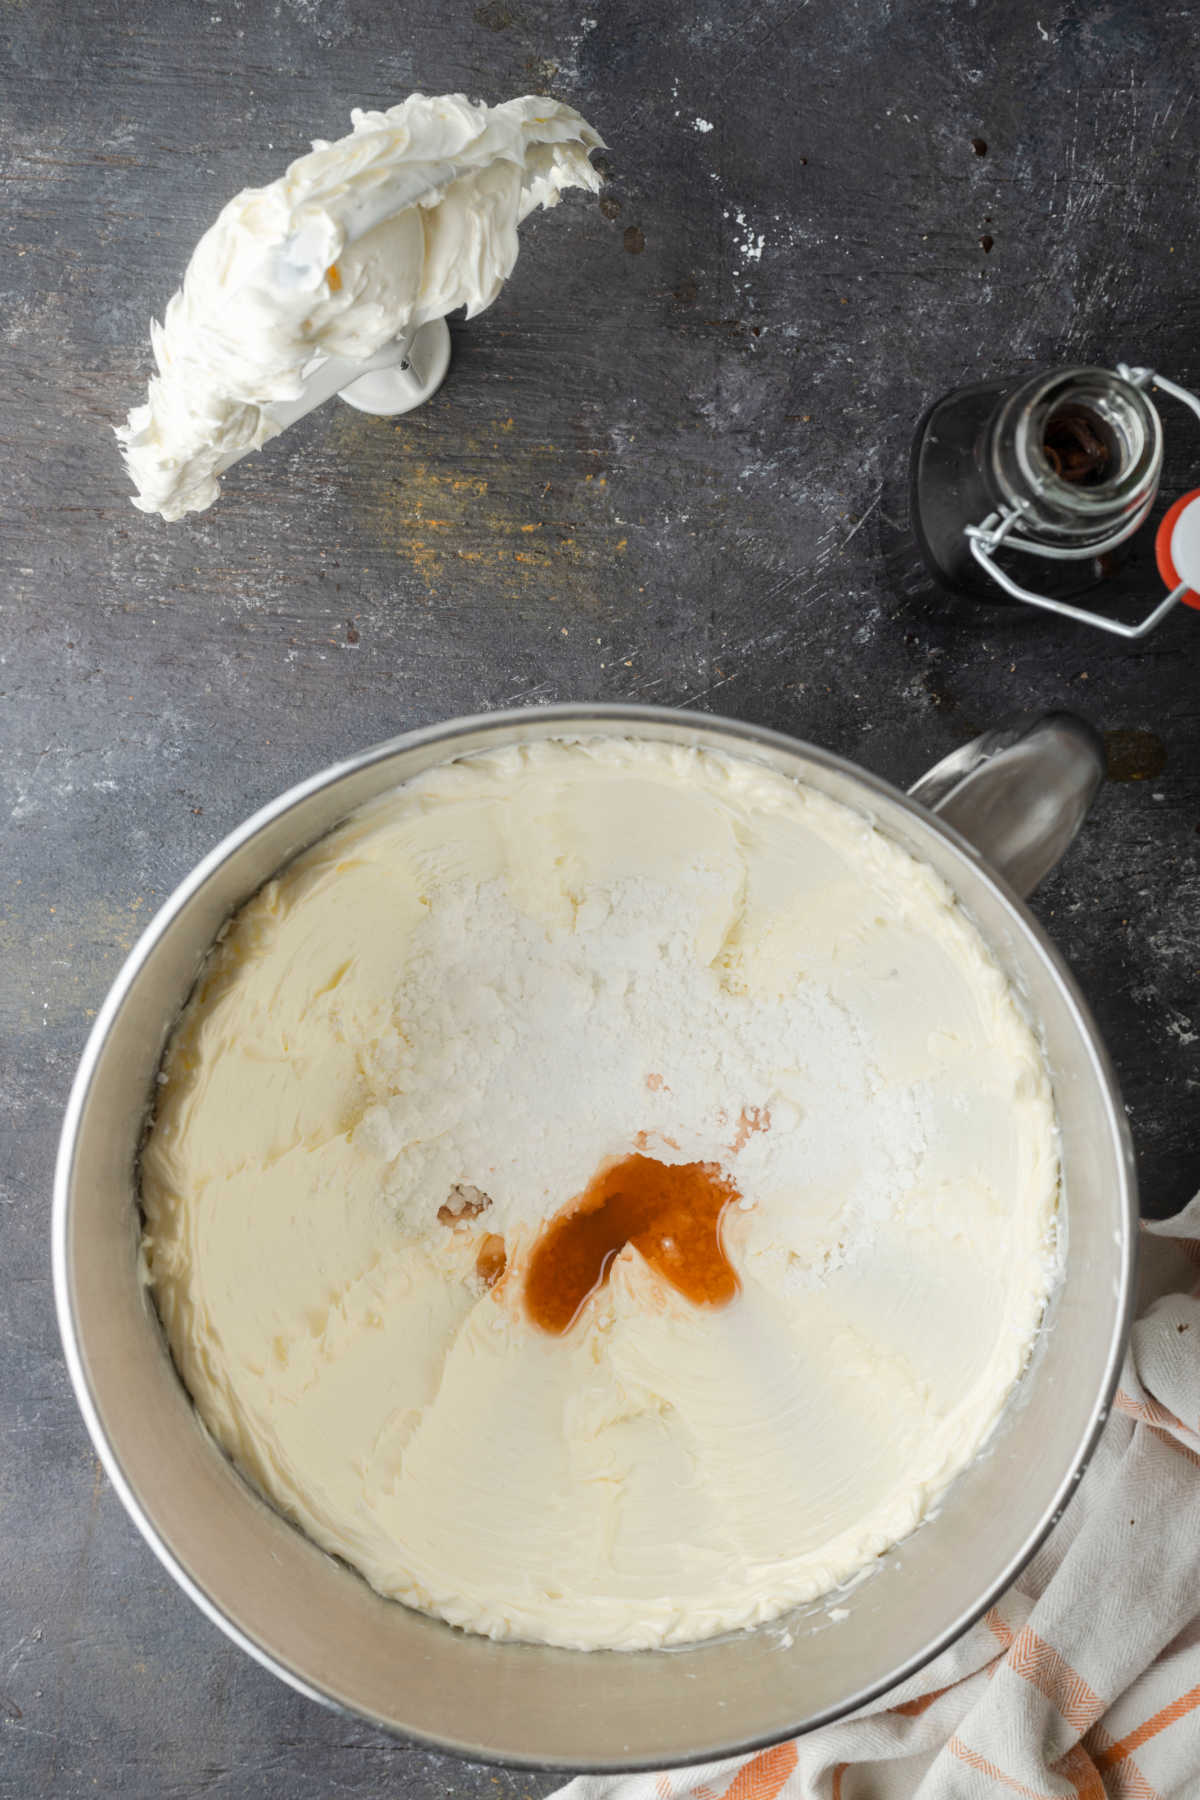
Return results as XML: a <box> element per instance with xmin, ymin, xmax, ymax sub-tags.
<box><xmin>52</xmin><ymin>700</ymin><xmax>1139</xmax><ymax>1770</ymax></box>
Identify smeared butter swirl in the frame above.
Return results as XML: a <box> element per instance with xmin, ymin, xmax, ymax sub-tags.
<box><xmin>117</xmin><ymin>94</ymin><xmax>601</xmax><ymax>518</ymax></box>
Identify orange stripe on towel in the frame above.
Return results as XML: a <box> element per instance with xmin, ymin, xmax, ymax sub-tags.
<box><xmin>1007</xmin><ymin>1626</ymin><xmax>1104</xmax><ymax>1733</ymax></box>
<box><xmin>892</xmin><ymin>1683</ymin><xmax>952</xmax><ymax>1717</ymax></box>
<box><xmin>1095</xmin><ymin>1683</ymin><xmax>1200</xmax><ymax>1769</ymax></box>
<box><xmin>948</xmin><ymin>1734</ymin><xmax>1056</xmax><ymax>1798</ymax></box>
<box><xmin>1115</xmin><ymin>1390</ymin><xmax>1189</xmax><ymax>1435</ymax></box>
<box><xmin>1085</xmin><ymin>1724</ymin><xmax>1163</xmax><ymax>1797</ymax></box>
<box><xmin>718</xmin><ymin>1742</ymin><xmax>798</xmax><ymax>1799</ymax></box>
<box><xmin>1106</xmin><ymin>1768</ymin><xmax>1163</xmax><ymax>1800</ymax></box>
<box><xmin>1055</xmin><ymin>1742</ymin><xmax>1106</xmax><ymax>1798</ymax></box>
<box><xmin>948</xmin><ymin>1735</ymin><xmax>1105</xmax><ymax>1799</ymax></box>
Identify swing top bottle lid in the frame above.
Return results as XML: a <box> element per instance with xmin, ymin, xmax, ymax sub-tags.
<box><xmin>1155</xmin><ymin>489</ymin><xmax>1200</xmax><ymax>608</ymax></box>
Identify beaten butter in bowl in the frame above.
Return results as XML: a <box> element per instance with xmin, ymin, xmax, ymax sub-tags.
<box><xmin>54</xmin><ymin>705</ymin><xmax>1134</xmax><ymax>1768</ymax></box>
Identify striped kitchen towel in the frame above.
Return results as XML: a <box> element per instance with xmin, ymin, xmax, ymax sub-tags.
<box><xmin>554</xmin><ymin>1196</ymin><xmax>1200</xmax><ymax>1800</ymax></box>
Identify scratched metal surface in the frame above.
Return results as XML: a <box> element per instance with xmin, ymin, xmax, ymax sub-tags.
<box><xmin>2</xmin><ymin>0</ymin><xmax>1199</xmax><ymax>1791</ymax></box>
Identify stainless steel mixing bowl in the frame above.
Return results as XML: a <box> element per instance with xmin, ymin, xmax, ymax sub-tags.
<box><xmin>53</xmin><ymin>704</ymin><xmax>1135</xmax><ymax>1771</ymax></box>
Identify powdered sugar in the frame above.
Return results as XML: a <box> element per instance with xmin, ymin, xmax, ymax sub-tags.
<box><xmin>360</xmin><ymin>863</ymin><xmax>927</xmax><ymax>1266</ymax></box>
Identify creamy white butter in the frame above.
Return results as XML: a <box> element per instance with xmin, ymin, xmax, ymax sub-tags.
<box><xmin>141</xmin><ymin>739</ymin><xmax>1061</xmax><ymax>1651</ymax></box>
<box><xmin>117</xmin><ymin>94</ymin><xmax>602</xmax><ymax>519</ymax></box>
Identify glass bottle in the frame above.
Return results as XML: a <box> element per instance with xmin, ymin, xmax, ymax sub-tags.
<box><xmin>910</xmin><ymin>365</ymin><xmax>1163</xmax><ymax>604</ymax></box>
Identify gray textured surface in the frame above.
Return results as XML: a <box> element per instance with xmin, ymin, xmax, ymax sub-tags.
<box><xmin>2</xmin><ymin>0</ymin><xmax>1199</xmax><ymax>1792</ymax></box>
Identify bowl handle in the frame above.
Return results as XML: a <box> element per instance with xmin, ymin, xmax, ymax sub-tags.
<box><xmin>908</xmin><ymin>712</ymin><xmax>1105</xmax><ymax>898</ymax></box>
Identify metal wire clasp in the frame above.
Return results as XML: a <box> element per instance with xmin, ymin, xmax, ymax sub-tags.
<box><xmin>964</xmin><ymin>365</ymin><xmax>1200</xmax><ymax>639</ymax></box>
